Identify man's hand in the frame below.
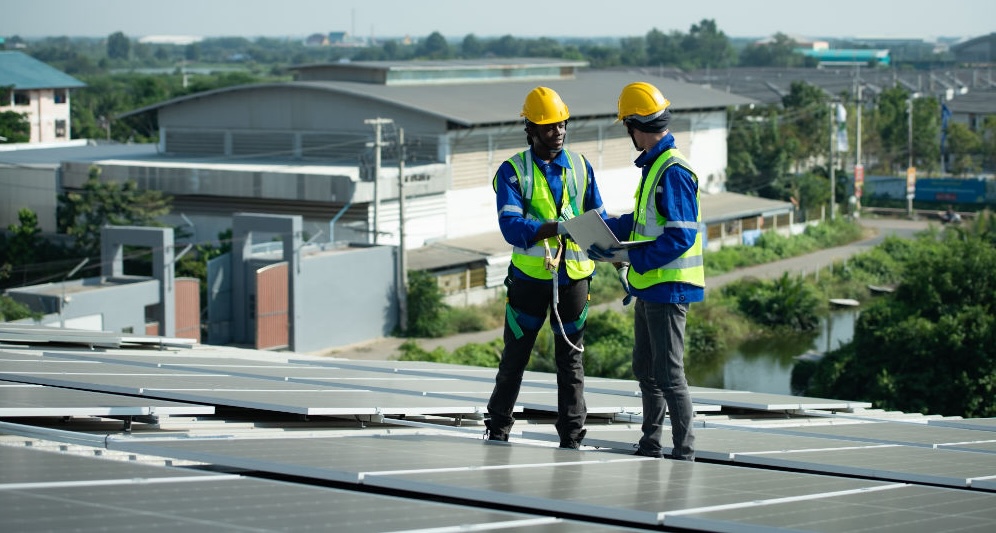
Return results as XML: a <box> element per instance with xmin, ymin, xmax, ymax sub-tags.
<box><xmin>587</xmin><ymin>245</ymin><xmax>629</xmax><ymax>263</ymax></box>
<box><xmin>616</xmin><ymin>263</ymin><xmax>633</xmax><ymax>305</ymax></box>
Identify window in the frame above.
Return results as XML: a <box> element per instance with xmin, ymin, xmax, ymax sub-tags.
<box><xmin>13</xmin><ymin>91</ymin><xmax>29</xmax><ymax>106</ymax></box>
<box><xmin>0</xmin><ymin>87</ymin><xmax>11</xmax><ymax>106</ymax></box>
<box><xmin>54</xmin><ymin>89</ymin><xmax>67</xmax><ymax>104</ymax></box>
<box><xmin>55</xmin><ymin>119</ymin><xmax>67</xmax><ymax>138</ymax></box>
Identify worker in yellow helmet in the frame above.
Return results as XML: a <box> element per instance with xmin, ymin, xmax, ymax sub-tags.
<box><xmin>484</xmin><ymin>86</ymin><xmax>609</xmax><ymax>449</ymax></box>
<box><xmin>587</xmin><ymin>81</ymin><xmax>703</xmax><ymax>461</ymax></box>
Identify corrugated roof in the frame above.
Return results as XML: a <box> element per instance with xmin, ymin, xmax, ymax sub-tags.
<box><xmin>0</xmin><ymin>143</ymin><xmax>158</xmax><ymax>168</ymax></box>
<box><xmin>118</xmin><ymin>69</ymin><xmax>757</xmax><ymax>128</ymax></box>
<box><xmin>0</xmin><ymin>51</ymin><xmax>86</xmax><ymax>90</ymax></box>
<box><xmin>946</xmin><ymin>89</ymin><xmax>996</xmax><ymax>115</ymax></box>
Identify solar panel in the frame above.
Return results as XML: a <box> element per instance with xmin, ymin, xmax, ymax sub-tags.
<box><xmin>0</xmin><ymin>359</ymin><xmax>500</xmax><ymax>416</ymax></box>
<box><xmin>109</xmin><ymin>433</ymin><xmax>641</xmax><ymax>483</ymax></box>
<box><xmin>733</xmin><ymin>445</ymin><xmax>996</xmax><ymax>488</ymax></box>
<box><xmin>0</xmin><ymin>444</ymin><xmax>223</xmax><ymax>486</ymax></box>
<box><xmin>524</xmin><ymin>426</ymin><xmax>885</xmax><ymax>460</ymax></box>
<box><xmin>364</xmin><ymin>457</ymin><xmax>896</xmax><ymax>527</ymax></box>
<box><xmin>0</xmin><ymin>381</ymin><xmax>214</xmax><ymax>417</ymax></box>
<box><xmin>725</xmin><ymin>420</ymin><xmax>996</xmax><ymax>449</ymax></box>
<box><xmin>928</xmin><ymin>417</ymin><xmax>996</xmax><ymax>432</ymax></box>
<box><xmin>665</xmin><ymin>484</ymin><xmax>996</xmax><ymax>532</ymax></box>
<box><xmin>0</xmin><ymin>447</ymin><xmax>613</xmax><ymax>532</ymax></box>
<box><xmin>690</xmin><ymin>389</ymin><xmax>871</xmax><ymax>411</ymax></box>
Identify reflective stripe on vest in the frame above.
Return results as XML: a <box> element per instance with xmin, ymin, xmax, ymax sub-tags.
<box><xmin>506</xmin><ymin>149</ymin><xmax>595</xmax><ymax>280</ymax></box>
<box><xmin>628</xmin><ymin>149</ymin><xmax>705</xmax><ymax>289</ymax></box>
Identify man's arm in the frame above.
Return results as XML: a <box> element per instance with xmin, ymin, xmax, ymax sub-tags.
<box><xmin>496</xmin><ymin>160</ymin><xmax>547</xmax><ymax>247</ymax></box>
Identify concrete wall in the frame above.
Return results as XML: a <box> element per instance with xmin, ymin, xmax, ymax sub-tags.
<box><xmin>0</xmin><ymin>88</ymin><xmax>72</xmax><ymax>143</ymax></box>
<box><xmin>7</xmin><ymin>277</ymin><xmax>160</xmax><ymax>333</ymax></box>
<box><xmin>0</xmin><ymin>166</ymin><xmax>58</xmax><ymax>232</ymax></box>
<box><xmin>295</xmin><ymin>245</ymin><xmax>398</xmax><ymax>352</ymax></box>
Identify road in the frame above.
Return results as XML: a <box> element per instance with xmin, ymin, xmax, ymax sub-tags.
<box><xmin>313</xmin><ymin>217</ymin><xmax>932</xmax><ymax>361</ymax></box>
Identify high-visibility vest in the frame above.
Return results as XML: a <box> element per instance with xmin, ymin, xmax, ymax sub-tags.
<box><xmin>627</xmin><ymin>148</ymin><xmax>705</xmax><ymax>289</ymax></box>
<box><xmin>501</xmin><ymin>149</ymin><xmax>595</xmax><ymax>280</ymax></box>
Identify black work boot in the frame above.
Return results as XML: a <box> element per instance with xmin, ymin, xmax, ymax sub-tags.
<box><xmin>559</xmin><ymin>428</ymin><xmax>587</xmax><ymax>449</ymax></box>
<box><xmin>483</xmin><ymin>419</ymin><xmax>509</xmax><ymax>442</ymax></box>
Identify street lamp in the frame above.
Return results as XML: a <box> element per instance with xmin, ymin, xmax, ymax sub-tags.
<box><xmin>59</xmin><ymin>258</ymin><xmax>89</xmax><ymax>328</ymax></box>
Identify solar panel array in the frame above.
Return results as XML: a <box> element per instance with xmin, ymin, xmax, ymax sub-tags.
<box><xmin>2</xmin><ymin>324</ymin><xmax>995</xmax><ymax>532</ymax></box>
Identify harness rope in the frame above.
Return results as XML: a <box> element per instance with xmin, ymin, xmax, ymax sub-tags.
<box><xmin>544</xmin><ymin>236</ymin><xmax>584</xmax><ymax>353</ymax></box>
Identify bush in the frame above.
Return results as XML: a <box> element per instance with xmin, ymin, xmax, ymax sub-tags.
<box><xmin>724</xmin><ymin>273</ymin><xmax>822</xmax><ymax>331</ymax></box>
<box><xmin>406</xmin><ymin>270</ymin><xmax>449</xmax><ymax>337</ymax></box>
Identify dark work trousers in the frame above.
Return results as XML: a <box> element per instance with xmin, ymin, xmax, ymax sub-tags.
<box><xmin>632</xmin><ymin>299</ymin><xmax>695</xmax><ymax>460</ymax></box>
<box><xmin>487</xmin><ymin>275</ymin><xmax>588</xmax><ymax>443</ymax></box>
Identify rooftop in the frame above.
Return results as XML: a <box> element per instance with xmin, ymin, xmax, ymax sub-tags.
<box><xmin>1</xmin><ymin>323</ymin><xmax>994</xmax><ymax>531</ymax></box>
<box><xmin>0</xmin><ymin>51</ymin><xmax>86</xmax><ymax>91</ymax></box>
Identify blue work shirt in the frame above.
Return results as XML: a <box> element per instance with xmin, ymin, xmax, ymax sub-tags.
<box><xmin>605</xmin><ymin>134</ymin><xmax>705</xmax><ymax>304</ymax></box>
<box><xmin>495</xmin><ymin>146</ymin><xmax>607</xmax><ymax>284</ymax></box>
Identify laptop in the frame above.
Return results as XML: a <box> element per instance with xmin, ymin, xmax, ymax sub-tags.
<box><xmin>562</xmin><ymin>209</ymin><xmax>650</xmax><ymax>252</ymax></box>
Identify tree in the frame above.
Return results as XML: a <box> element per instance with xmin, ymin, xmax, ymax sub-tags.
<box><xmin>781</xmin><ymin>81</ymin><xmax>829</xmax><ymax>173</ymax></box>
<box><xmin>418</xmin><ymin>31</ymin><xmax>451</xmax><ymax>59</ymax></box>
<box><xmin>725</xmin><ymin>106</ymin><xmax>793</xmax><ymax>197</ymax></box>
<box><xmin>6</xmin><ymin>208</ymin><xmax>42</xmax><ymax>269</ymax></box>
<box><xmin>461</xmin><ymin>34</ymin><xmax>483</xmax><ymax>58</ymax></box>
<box><xmin>0</xmin><ymin>109</ymin><xmax>30</xmax><ymax>143</ymax></box>
<box><xmin>981</xmin><ymin>116</ymin><xmax>996</xmax><ymax>172</ymax></box>
<box><xmin>807</xmin><ymin>221</ymin><xmax>996</xmax><ymax>418</ymax></box>
<box><xmin>946</xmin><ymin>122</ymin><xmax>982</xmax><ymax>176</ymax></box>
<box><xmin>739</xmin><ymin>33</ymin><xmax>807</xmax><ymax>68</ymax></box>
<box><xmin>682</xmin><ymin>19</ymin><xmax>736</xmax><ymax>69</ymax></box>
<box><xmin>57</xmin><ymin>166</ymin><xmax>172</xmax><ymax>258</ymax></box>
<box><xmin>405</xmin><ymin>270</ymin><xmax>449</xmax><ymax>337</ymax></box>
<box><xmin>618</xmin><ymin>37</ymin><xmax>647</xmax><ymax>66</ymax></box>
<box><xmin>106</xmin><ymin>31</ymin><xmax>130</xmax><ymax>60</ymax></box>
<box><xmin>645</xmin><ymin>28</ymin><xmax>681</xmax><ymax>66</ymax></box>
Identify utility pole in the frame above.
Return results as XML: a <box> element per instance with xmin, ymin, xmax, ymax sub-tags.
<box><xmin>855</xmin><ymin>84</ymin><xmax>863</xmax><ymax>211</ymax></box>
<box><xmin>828</xmin><ymin>101</ymin><xmax>836</xmax><ymax>220</ymax></box>
<box><xmin>396</xmin><ymin>128</ymin><xmax>408</xmax><ymax>333</ymax></box>
<box><xmin>907</xmin><ymin>98</ymin><xmax>915</xmax><ymax>218</ymax></box>
<box><xmin>365</xmin><ymin>118</ymin><xmax>393</xmax><ymax>244</ymax></box>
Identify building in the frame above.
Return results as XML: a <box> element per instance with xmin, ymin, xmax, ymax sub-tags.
<box><xmin>0</xmin><ymin>51</ymin><xmax>86</xmax><ymax>144</ymax></box>
<box><xmin>951</xmin><ymin>33</ymin><xmax>996</xmax><ymax>65</ymax></box>
<box><xmin>95</xmin><ymin>58</ymin><xmax>753</xmax><ymax>252</ymax></box>
<box><xmin>5</xmin><ymin>226</ymin><xmax>196</xmax><ymax>339</ymax></box>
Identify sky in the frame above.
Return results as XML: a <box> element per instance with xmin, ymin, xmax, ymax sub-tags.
<box><xmin>2</xmin><ymin>0</ymin><xmax>993</xmax><ymax>41</ymax></box>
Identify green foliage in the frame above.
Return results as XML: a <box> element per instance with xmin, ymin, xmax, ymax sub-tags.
<box><xmin>0</xmin><ymin>295</ymin><xmax>39</xmax><ymax>322</ymax></box>
<box><xmin>738</xmin><ymin>33</ymin><xmax>813</xmax><ymax>68</ymax></box>
<box><xmin>781</xmin><ymin>81</ymin><xmax>829</xmax><ymax>171</ymax></box>
<box><xmin>57</xmin><ymin>166</ymin><xmax>172</xmax><ymax>258</ymax></box>
<box><xmin>946</xmin><ymin>122</ymin><xmax>982</xmax><ymax>176</ymax></box>
<box><xmin>397</xmin><ymin>339</ymin><xmax>503</xmax><ymax>367</ymax></box>
<box><xmin>724</xmin><ymin>273</ymin><xmax>822</xmax><ymax>331</ymax></box>
<box><xmin>704</xmin><ymin>218</ymin><xmax>864</xmax><ymax>277</ymax></box>
<box><xmin>0</xmin><ymin>110</ymin><xmax>30</xmax><ymax>143</ymax></box>
<box><xmin>5</xmin><ymin>208</ymin><xmax>42</xmax><ymax>266</ymax></box>
<box><xmin>804</xmin><ymin>224</ymin><xmax>996</xmax><ymax>418</ymax></box>
<box><xmin>106</xmin><ymin>32</ymin><xmax>130</xmax><ymax>60</ymax></box>
<box><xmin>405</xmin><ymin>270</ymin><xmax>450</xmax><ymax>338</ymax></box>
<box><xmin>578</xmin><ymin>310</ymin><xmax>636</xmax><ymax>380</ymax></box>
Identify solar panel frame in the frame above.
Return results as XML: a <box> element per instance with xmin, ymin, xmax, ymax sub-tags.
<box><xmin>664</xmin><ymin>483</ymin><xmax>996</xmax><ymax>532</ymax></box>
<box><xmin>0</xmin><ymin>381</ymin><xmax>214</xmax><ymax>417</ymax></box>
<box><xmin>733</xmin><ymin>445</ymin><xmax>996</xmax><ymax>488</ymax></box>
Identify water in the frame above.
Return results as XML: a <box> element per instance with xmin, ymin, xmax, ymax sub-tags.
<box><xmin>687</xmin><ymin>309</ymin><xmax>859</xmax><ymax>395</ymax></box>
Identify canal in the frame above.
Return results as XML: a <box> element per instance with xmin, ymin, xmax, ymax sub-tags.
<box><xmin>687</xmin><ymin>309</ymin><xmax>860</xmax><ymax>395</ymax></box>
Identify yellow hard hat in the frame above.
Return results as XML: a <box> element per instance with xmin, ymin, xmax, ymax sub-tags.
<box><xmin>617</xmin><ymin>82</ymin><xmax>670</xmax><ymax>121</ymax></box>
<box><xmin>521</xmin><ymin>86</ymin><xmax>570</xmax><ymax>125</ymax></box>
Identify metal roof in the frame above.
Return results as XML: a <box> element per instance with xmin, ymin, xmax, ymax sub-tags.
<box><xmin>0</xmin><ymin>142</ymin><xmax>159</xmax><ymax>169</ymax></box>
<box><xmin>0</xmin><ymin>51</ymin><xmax>86</xmax><ymax>90</ymax></box>
<box><xmin>118</xmin><ymin>68</ymin><xmax>756</xmax><ymax>128</ymax></box>
<box><xmin>946</xmin><ymin>89</ymin><xmax>996</xmax><ymax>115</ymax></box>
